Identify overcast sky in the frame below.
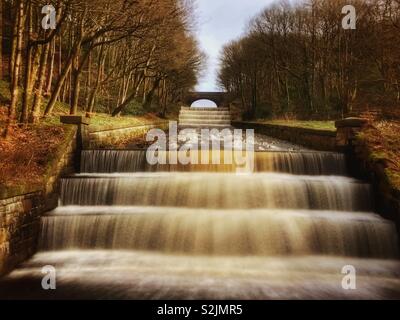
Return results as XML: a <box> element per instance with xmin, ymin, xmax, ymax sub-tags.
<box><xmin>194</xmin><ymin>0</ymin><xmax>274</xmax><ymax>92</ymax></box>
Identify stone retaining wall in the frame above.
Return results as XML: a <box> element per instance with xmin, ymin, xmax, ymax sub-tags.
<box><xmin>0</xmin><ymin>120</ymin><xmax>169</xmax><ymax>276</ymax></box>
<box><xmin>0</xmin><ymin>127</ymin><xmax>77</xmax><ymax>276</ymax></box>
<box><xmin>351</xmin><ymin>138</ymin><xmax>400</xmax><ymax>239</ymax></box>
<box><xmin>232</xmin><ymin>121</ymin><xmax>337</xmax><ymax>151</ymax></box>
<box><xmin>234</xmin><ymin>119</ymin><xmax>400</xmax><ymax>246</ymax></box>
<box><xmin>0</xmin><ymin>192</ymin><xmax>43</xmax><ymax>275</ymax></box>
<box><xmin>88</xmin><ymin>122</ymin><xmax>169</xmax><ymax>149</ymax></box>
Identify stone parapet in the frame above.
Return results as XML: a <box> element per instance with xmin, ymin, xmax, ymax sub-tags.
<box><xmin>89</xmin><ymin>122</ymin><xmax>169</xmax><ymax>149</ymax></box>
<box><xmin>335</xmin><ymin>118</ymin><xmax>369</xmax><ymax>151</ymax></box>
<box><xmin>232</xmin><ymin>121</ymin><xmax>337</xmax><ymax>151</ymax></box>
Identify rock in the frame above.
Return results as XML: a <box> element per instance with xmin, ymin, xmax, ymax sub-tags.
<box><xmin>335</xmin><ymin>117</ymin><xmax>369</xmax><ymax>128</ymax></box>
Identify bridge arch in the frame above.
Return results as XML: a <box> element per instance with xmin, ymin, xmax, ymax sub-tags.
<box><xmin>190</xmin><ymin>99</ymin><xmax>218</xmax><ymax>108</ymax></box>
<box><xmin>185</xmin><ymin>92</ymin><xmax>228</xmax><ymax>108</ymax></box>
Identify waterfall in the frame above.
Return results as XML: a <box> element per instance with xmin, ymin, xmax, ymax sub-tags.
<box><xmin>81</xmin><ymin>150</ymin><xmax>347</xmax><ymax>175</ymax></box>
<box><xmin>40</xmin><ymin>207</ymin><xmax>398</xmax><ymax>259</ymax></box>
<box><xmin>59</xmin><ymin>173</ymin><xmax>372</xmax><ymax>211</ymax></box>
<box><xmin>2</xmin><ymin>140</ymin><xmax>400</xmax><ymax>300</ymax></box>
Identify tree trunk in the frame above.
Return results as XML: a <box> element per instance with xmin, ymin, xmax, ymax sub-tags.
<box><xmin>142</xmin><ymin>76</ymin><xmax>148</xmax><ymax>104</ymax></box>
<box><xmin>30</xmin><ymin>42</ymin><xmax>50</xmax><ymax>123</ymax></box>
<box><xmin>44</xmin><ymin>40</ymin><xmax>82</xmax><ymax>116</ymax></box>
<box><xmin>87</xmin><ymin>45</ymin><xmax>105</xmax><ymax>113</ymax></box>
<box><xmin>84</xmin><ymin>51</ymin><xmax>91</xmax><ymax>109</ymax></box>
<box><xmin>143</xmin><ymin>77</ymin><xmax>161</xmax><ymax>109</ymax></box>
<box><xmin>250</xmin><ymin>70</ymin><xmax>257</xmax><ymax>119</ymax></box>
<box><xmin>111</xmin><ymin>75</ymin><xmax>144</xmax><ymax>116</ymax></box>
<box><xmin>70</xmin><ymin>71</ymin><xmax>80</xmax><ymax>114</ymax></box>
<box><xmin>161</xmin><ymin>79</ymin><xmax>168</xmax><ymax>117</ymax></box>
<box><xmin>20</xmin><ymin>3</ymin><xmax>33</xmax><ymax>123</ymax></box>
<box><xmin>111</xmin><ymin>90</ymin><xmax>137</xmax><ymax>117</ymax></box>
<box><xmin>9</xmin><ymin>4</ymin><xmax>19</xmax><ymax>85</ymax></box>
<box><xmin>45</xmin><ymin>37</ymin><xmax>56</xmax><ymax>96</ymax></box>
<box><xmin>6</xmin><ymin>0</ymin><xmax>24</xmax><ymax>135</ymax></box>
<box><xmin>70</xmin><ymin>48</ymin><xmax>82</xmax><ymax>115</ymax></box>
<box><xmin>0</xmin><ymin>0</ymin><xmax>3</xmax><ymax>80</ymax></box>
<box><xmin>70</xmin><ymin>58</ymin><xmax>88</xmax><ymax>115</ymax></box>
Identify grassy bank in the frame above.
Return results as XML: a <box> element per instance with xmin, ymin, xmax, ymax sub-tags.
<box><xmin>0</xmin><ymin>80</ymin><xmax>164</xmax><ymax>128</ymax></box>
<box><xmin>0</xmin><ymin>80</ymin><xmax>165</xmax><ymax>197</ymax></box>
<box><xmin>257</xmin><ymin>120</ymin><xmax>336</xmax><ymax>132</ymax></box>
<box><xmin>358</xmin><ymin>121</ymin><xmax>400</xmax><ymax>191</ymax></box>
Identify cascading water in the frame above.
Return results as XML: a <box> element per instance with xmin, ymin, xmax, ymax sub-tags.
<box><xmin>40</xmin><ymin>207</ymin><xmax>398</xmax><ymax>258</ymax></box>
<box><xmin>80</xmin><ymin>150</ymin><xmax>347</xmax><ymax>175</ymax></box>
<box><xmin>1</xmin><ymin>141</ymin><xmax>400</xmax><ymax>300</ymax></box>
<box><xmin>59</xmin><ymin>173</ymin><xmax>372</xmax><ymax>210</ymax></box>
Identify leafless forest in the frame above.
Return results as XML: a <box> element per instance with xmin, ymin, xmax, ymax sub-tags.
<box><xmin>0</xmin><ymin>0</ymin><xmax>204</xmax><ymax>132</ymax></box>
<box><xmin>218</xmin><ymin>0</ymin><xmax>400</xmax><ymax>120</ymax></box>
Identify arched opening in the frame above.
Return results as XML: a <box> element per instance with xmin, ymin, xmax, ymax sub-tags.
<box><xmin>190</xmin><ymin>99</ymin><xmax>218</xmax><ymax>108</ymax></box>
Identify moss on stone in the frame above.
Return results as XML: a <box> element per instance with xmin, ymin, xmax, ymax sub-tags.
<box><xmin>258</xmin><ymin>120</ymin><xmax>336</xmax><ymax>132</ymax></box>
<box><xmin>356</xmin><ymin>121</ymin><xmax>400</xmax><ymax>192</ymax></box>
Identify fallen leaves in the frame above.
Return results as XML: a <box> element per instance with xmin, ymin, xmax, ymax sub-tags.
<box><xmin>0</xmin><ymin>107</ymin><xmax>66</xmax><ymax>189</ymax></box>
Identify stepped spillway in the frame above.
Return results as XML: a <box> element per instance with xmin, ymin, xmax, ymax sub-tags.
<box><xmin>59</xmin><ymin>173</ymin><xmax>372</xmax><ymax>211</ymax></box>
<box><xmin>179</xmin><ymin>107</ymin><xmax>231</xmax><ymax>128</ymax></box>
<box><xmin>81</xmin><ymin>150</ymin><xmax>347</xmax><ymax>175</ymax></box>
<box><xmin>1</xmin><ymin>136</ymin><xmax>400</xmax><ymax>300</ymax></box>
<box><xmin>41</xmin><ymin>207</ymin><xmax>398</xmax><ymax>258</ymax></box>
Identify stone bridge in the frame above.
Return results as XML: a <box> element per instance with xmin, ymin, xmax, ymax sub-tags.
<box><xmin>184</xmin><ymin>92</ymin><xmax>228</xmax><ymax>108</ymax></box>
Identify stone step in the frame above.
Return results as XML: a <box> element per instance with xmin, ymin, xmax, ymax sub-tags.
<box><xmin>179</xmin><ymin>114</ymin><xmax>232</xmax><ymax>120</ymax></box>
<box><xmin>179</xmin><ymin>117</ymin><xmax>231</xmax><ymax>122</ymax></box>
<box><xmin>179</xmin><ymin>119</ymin><xmax>231</xmax><ymax>124</ymax></box>
<box><xmin>180</xmin><ymin>108</ymin><xmax>230</xmax><ymax>112</ymax></box>
<box><xmin>179</xmin><ymin>119</ymin><xmax>231</xmax><ymax>125</ymax></box>
<box><xmin>179</xmin><ymin>106</ymin><xmax>232</xmax><ymax>129</ymax></box>
<box><xmin>180</xmin><ymin>111</ymin><xmax>231</xmax><ymax>116</ymax></box>
<box><xmin>181</xmin><ymin>107</ymin><xmax>229</xmax><ymax>111</ymax></box>
<box><xmin>179</xmin><ymin>124</ymin><xmax>233</xmax><ymax>129</ymax></box>
<box><xmin>179</xmin><ymin>119</ymin><xmax>232</xmax><ymax>123</ymax></box>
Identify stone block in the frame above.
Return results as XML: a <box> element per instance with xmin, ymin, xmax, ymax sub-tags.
<box><xmin>60</xmin><ymin>115</ymin><xmax>91</xmax><ymax>125</ymax></box>
<box><xmin>335</xmin><ymin>117</ymin><xmax>369</xmax><ymax>128</ymax></box>
<box><xmin>335</xmin><ymin>118</ymin><xmax>370</xmax><ymax>150</ymax></box>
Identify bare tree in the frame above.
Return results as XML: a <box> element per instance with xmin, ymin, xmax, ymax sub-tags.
<box><xmin>218</xmin><ymin>0</ymin><xmax>400</xmax><ymax>120</ymax></box>
<box><xmin>1</xmin><ymin>0</ymin><xmax>204</xmax><ymax>130</ymax></box>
